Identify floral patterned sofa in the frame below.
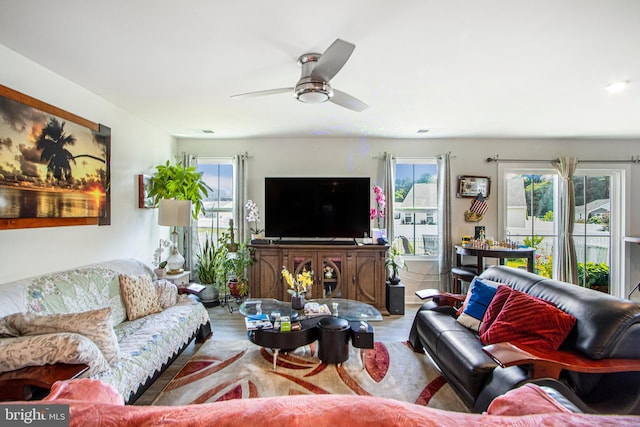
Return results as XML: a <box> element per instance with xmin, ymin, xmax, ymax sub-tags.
<box><xmin>0</xmin><ymin>259</ymin><xmax>211</xmax><ymax>403</ymax></box>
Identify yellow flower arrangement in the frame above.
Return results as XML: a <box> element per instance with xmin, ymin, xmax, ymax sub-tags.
<box><xmin>282</xmin><ymin>266</ymin><xmax>313</xmax><ymax>297</ymax></box>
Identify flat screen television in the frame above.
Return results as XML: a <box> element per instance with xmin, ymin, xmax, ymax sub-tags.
<box><xmin>264</xmin><ymin>177</ymin><xmax>370</xmax><ymax>240</ymax></box>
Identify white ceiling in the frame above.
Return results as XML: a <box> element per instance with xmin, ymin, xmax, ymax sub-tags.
<box><xmin>1</xmin><ymin>0</ymin><xmax>639</xmax><ymax>140</ymax></box>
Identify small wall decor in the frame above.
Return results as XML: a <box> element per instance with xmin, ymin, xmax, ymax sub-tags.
<box><xmin>457</xmin><ymin>175</ymin><xmax>491</xmax><ymax>198</ymax></box>
<box><xmin>138</xmin><ymin>174</ymin><xmax>154</xmax><ymax>208</ymax></box>
<box><xmin>464</xmin><ymin>194</ymin><xmax>488</xmax><ymax>222</ymax></box>
<box><xmin>0</xmin><ymin>84</ymin><xmax>111</xmax><ymax>229</ymax></box>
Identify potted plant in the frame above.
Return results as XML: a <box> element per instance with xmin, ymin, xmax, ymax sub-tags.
<box><xmin>282</xmin><ymin>266</ymin><xmax>313</xmax><ymax>309</ymax></box>
<box><xmin>386</xmin><ymin>242</ymin><xmax>407</xmax><ymax>285</ymax></box>
<box><xmin>152</xmin><ymin>238</ymin><xmax>171</xmax><ymax>278</ymax></box>
<box><xmin>228</xmin><ymin>239</ymin><xmax>253</xmax><ymax>297</ymax></box>
<box><xmin>195</xmin><ymin>234</ymin><xmax>219</xmax><ymax>304</ymax></box>
<box><xmin>148</xmin><ymin>160</ymin><xmax>211</xmax><ymax>218</ymax></box>
<box><xmin>245</xmin><ymin>199</ymin><xmax>264</xmax><ymax>239</ymax></box>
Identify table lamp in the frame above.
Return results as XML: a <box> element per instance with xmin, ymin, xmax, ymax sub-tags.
<box><xmin>158</xmin><ymin>199</ymin><xmax>192</xmax><ymax>274</ymax></box>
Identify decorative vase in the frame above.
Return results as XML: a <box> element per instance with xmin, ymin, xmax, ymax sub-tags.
<box><xmin>154</xmin><ymin>268</ymin><xmax>166</xmax><ymax>279</ymax></box>
<box><xmin>389</xmin><ymin>274</ymin><xmax>401</xmax><ymax>285</ymax></box>
<box><xmin>325</xmin><ymin>272</ymin><xmax>332</xmax><ymax>279</ymax></box>
<box><xmin>291</xmin><ymin>295</ymin><xmax>305</xmax><ymax>310</ymax></box>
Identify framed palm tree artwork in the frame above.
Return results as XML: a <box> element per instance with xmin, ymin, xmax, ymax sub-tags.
<box><xmin>0</xmin><ymin>84</ymin><xmax>111</xmax><ymax>229</ymax></box>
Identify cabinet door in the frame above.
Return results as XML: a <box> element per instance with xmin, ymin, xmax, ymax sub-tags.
<box><xmin>250</xmin><ymin>249</ymin><xmax>283</xmax><ymax>300</ymax></box>
<box><xmin>319</xmin><ymin>253</ymin><xmax>346</xmax><ymax>299</ymax></box>
<box><xmin>350</xmin><ymin>251</ymin><xmax>381</xmax><ymax>308</ymax></box>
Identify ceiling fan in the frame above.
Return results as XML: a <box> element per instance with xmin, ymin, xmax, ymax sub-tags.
<box><xmin>231</xmin><ymin>38</ymin><xmax>368</xmax><ymax>112</ymax></box>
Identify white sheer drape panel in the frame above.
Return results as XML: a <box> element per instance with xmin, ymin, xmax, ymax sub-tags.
<box><xmin>554</xmin><ymin>156</ymin><xmax>578</xmax><ymax>284</ymax></box>
<box><xmin>234</xmin><ymin>154</ymin><xmax>249</xmax><ymax>243</ymax></box>
<box><xmin>384</xmin><ymin>153</ymin><xmax>395</xmax><ymax>238</ymax></box>
<box><xmin>438</xmin><ymin>153</ymin><xmax>453</xmax><ymax>292</ymax></box>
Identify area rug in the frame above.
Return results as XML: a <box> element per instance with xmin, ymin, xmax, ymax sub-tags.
<box><xmin>152</xmin><ymin>340</ymin><xmax>469</xmax><ymax>412</ymax></box>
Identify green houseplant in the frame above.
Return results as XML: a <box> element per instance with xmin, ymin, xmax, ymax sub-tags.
<box><xmin>386</xmin><ymin>241</ymin><xmax>407</xmax><ymax>285</ymax></box>
<box><xmin>195</xmin><ymin>234</ymin><xmax>221</xmax><ymax>304</ymax></box>
<box><xmin>228</xmin><ymin>239</ymin><xmax>253</xmax><ymax>297</ymax></box>
<box><xmin>148</xmin><ymin>160</ymin><xmax>210</xmax><ymax>218</ymax></box>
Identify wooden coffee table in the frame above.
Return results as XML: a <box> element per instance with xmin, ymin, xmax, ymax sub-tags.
<box><xmin>0</xmin><ymin>363</ymin><xmax>89</xmax><ymax>401</ymax></box>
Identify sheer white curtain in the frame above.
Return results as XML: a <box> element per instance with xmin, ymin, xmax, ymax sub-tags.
<box><xmin>438</xmin><ymin>153</ymin><xmax>453</xmax><ymax>292</ymax></box>
<box><xmin>184</xmin><ymin>154</ymin><xmax>196</xmax><ymax>270</ymax></box>
<box><xmin>234</xmin><ymin>153</ymin><xmax>249</xmax><ymax>243</ymax></box>
<box><xmin>554</xmin><ymin>156</ymin><xmax>579</xmax><ymax>284</ymax></box>
<box><xmin>383</xmin><ymin>153</ymin><xmax>395</xmax><ymax>237</ymax></box>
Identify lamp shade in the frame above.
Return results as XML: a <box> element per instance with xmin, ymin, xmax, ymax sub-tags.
<box><xmin>158</xmin><ymin>199</ymin><xmax>192</xmax><ymax>226</ymax></box>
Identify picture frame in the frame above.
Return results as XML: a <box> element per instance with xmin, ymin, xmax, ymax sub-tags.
<box><xmin>457</xmin><ymin>175</ymin><xmax>491</xmax><ymax>198</ymax></box>
<box><xmin>0</xmin><ymin>84</ymin><xmax>111</xmax><ymax>229</ymax></box>
<box><xmin>138</xmin><ymin>174</ymin><xmax>155</xmax><ymax>208</ymax></box>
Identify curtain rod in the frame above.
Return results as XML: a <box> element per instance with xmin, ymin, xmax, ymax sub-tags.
<box><xmin>486</xmin><ymin>155</ymin><xmax>640</xmax><ymax>164</ymax></box>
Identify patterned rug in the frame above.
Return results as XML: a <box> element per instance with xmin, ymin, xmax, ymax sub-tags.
<box><xmin>152</xmin><ymin>339</ymin><xmax>469</xmax><ymax>412</ymax></box>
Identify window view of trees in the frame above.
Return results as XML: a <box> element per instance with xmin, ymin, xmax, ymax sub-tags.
<box><xmin>505</xmin><ymin>171</ymin><xmax>612</xmax><ymax>293</ymax></box>
<box><xmin>393</xmin><ymin>160</ymin><xmax>438</xmax><ymax>256</ymax></box>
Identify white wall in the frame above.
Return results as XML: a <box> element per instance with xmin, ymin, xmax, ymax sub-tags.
<box><xmin>3</xmin><ymin>42</ymin><xmax>639</xmax><ymax>299</ymax></box>
<box><xmin>0</xmin><ymin>45</ymin><xmax>175</xmax><ymax>283</ymax></box>
<box><xmin>178</xmin><ymin>137</ymin><xmax>640</xmax><ymax>301</ymax></box>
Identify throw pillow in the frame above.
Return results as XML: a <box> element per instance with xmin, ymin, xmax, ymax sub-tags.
<box><xmin>478</xmin><ymin>285</ymin><xmax>512</xmax><ymax>336</ymax></box>
<box><xmin>478</xmin><ymin>286</ymin><xmax>559</xmax><ymax>336</ymax></box>
<box><xmin>0</xmin><ymin>333</ymin><xmax>110</xmax><ymax>376</ymax></box>
<box><xmin>455</xmin><ymin>277</ymin><xmax>499</xmax><ymax>331</ymax></box>
<box><xmin>119</xmin><ymin>274</ymin><xmax>162</xmax><ymax>321</ymax></box>
<box><xmin>455</xmin><ymin>277</ymin><xmax>502</xmax><ymax>317</ymax></box>
<box><xmin>154</xmin><ymin>279</ymin><xmax>178</xmax><ymax>309</ymax></box>
<box><xmin>2</xmin><ymin>307</ymin><xmax>120</xmax><ymax>362</ymax></box>
<box><xmin>479</xmin><ymin>289</ymin><xmax>576</xmax><ymax>351</ymax></box>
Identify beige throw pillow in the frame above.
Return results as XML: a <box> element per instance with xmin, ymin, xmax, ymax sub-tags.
<box><xmin>2</xmin><ymin>307</ymin><xmax>120</xmax><ymax>362</ymax></box>
<box><xmin>119</xmin><ymin>274</ymin><xmax>162</xmax><ymax>321</ymax></box>
<box><xmin>154</xmin><ymin>279</ymin><xmax>178</xmax><ymax>309</ymax></box>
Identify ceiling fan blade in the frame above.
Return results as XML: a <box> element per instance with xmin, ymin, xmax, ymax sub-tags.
<box><xmin>311</xmin><ymin>39</ymin><xmax>355</xmax><ymax>82</ymax></box>
<box><xmin>330</xmin><ymin>89</ymin><xmax>368</xmax><ymax>112</ymax></box>
<box><xmin>230</xmin><ymin>88</ymin><xmax>293</xmax><ymax>99</ymax></box>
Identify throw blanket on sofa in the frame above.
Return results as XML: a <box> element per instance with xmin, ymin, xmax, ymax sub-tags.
<box><xmin>13</xmin><ymin>379</ymin><xmax>639</xmax><ymax>427</ymax></box>
<box><xmin>0</xmin><ymin>259</ymin><xmax>210</xmax><ymax>401</ymax></box>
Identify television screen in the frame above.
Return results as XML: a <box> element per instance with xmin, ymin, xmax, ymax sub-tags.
<box><xmin>264</xmin><ymin>177</ymin><xmax>370</xmax><ymax>239</ymax></box>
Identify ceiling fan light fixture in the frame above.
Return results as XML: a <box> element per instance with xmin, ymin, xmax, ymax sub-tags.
<box><xmin>295</xmin><ymin>81</ymin><xmax>333</xmax><ymax>104</ymax></box>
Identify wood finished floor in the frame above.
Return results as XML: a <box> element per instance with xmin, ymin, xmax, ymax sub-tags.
<box><xmin>134</xmin><ymin>302</ymin><xmax>420</xmax><ymax>405</ymax></box>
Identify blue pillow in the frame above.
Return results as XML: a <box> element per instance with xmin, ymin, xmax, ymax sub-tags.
<box><xmin>465</xmin><ymin>278</ymin><xmax>499</xmax><ymax>320</ymax></box>
<box><xmin>456</xmin><ymin>277</ymin><xmax>498</xmax><ymax>331</ymax></box>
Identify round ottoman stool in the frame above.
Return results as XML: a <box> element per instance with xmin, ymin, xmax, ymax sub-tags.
<box><xmin>317</xmin><ymin>317</ymin><xmax>351</xmax><ymax>364</ymax></box>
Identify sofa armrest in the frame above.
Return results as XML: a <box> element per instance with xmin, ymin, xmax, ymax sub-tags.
<box><xmin>414</xmin><ymin>288</ymin><xmax>466</xmax><ymax>307</ymax></box>
<box><xmin>482</xmin><ymin>342</ymin><xmax>640</xmax><ymax>379</ymax></box>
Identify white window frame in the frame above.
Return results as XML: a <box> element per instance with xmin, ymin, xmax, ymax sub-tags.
<box><xmin>498</xmin><ymin>162</ymin><xmax>627</xmax><ymax>297</ymax></box>
<box><xmin>393</xmin><ymin>157</ymin><xmax>439</xmax><ymax>259</ymax></box>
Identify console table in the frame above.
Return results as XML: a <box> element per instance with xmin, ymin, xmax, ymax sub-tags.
<box><xmin>249</xmin><ymin>243</ymin><xmax>389</xmax><ymax>314</ymax></box>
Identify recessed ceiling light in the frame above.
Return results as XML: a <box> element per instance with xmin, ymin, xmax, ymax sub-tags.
<box><xmin>606</xmin><ymin>80</ymin><xmax>630</xmax><ymax>93</ymax></box>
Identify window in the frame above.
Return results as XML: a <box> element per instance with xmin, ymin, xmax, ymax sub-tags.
<box><xmin>500</xmin><ymin>164</ymin><xmax>623</xmax><ymax>295</ymax></box>
<box><xmin>194</xmin><ymin>158</ymin><xmax>234</xmax><ymax>250</ymax></box>
<box><xmin>393</xmin><ymin>159</ymin><xmax>439</xmax><ymax>256</ymax></box>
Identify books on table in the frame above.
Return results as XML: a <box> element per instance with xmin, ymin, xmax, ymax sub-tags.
<box><xmin>304</xmin><ymin>302</ymin><xmax>331</xmax><ymax>316</ymax></box>
<box><xmin>244</xmin><ymin>314</ymin><xmax>273</xmax><ymax>330</ymax></box>
<box><xmin>186</xmin><ymin>283</ymin><xmax>205</xmax><ymax>293</ymax></box>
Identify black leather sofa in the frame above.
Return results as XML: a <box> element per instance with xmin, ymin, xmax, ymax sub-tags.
<box><xmin>408</xmin><ymin>265</ymin><xmax>640</xmax><ymax>414</ymax></box>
